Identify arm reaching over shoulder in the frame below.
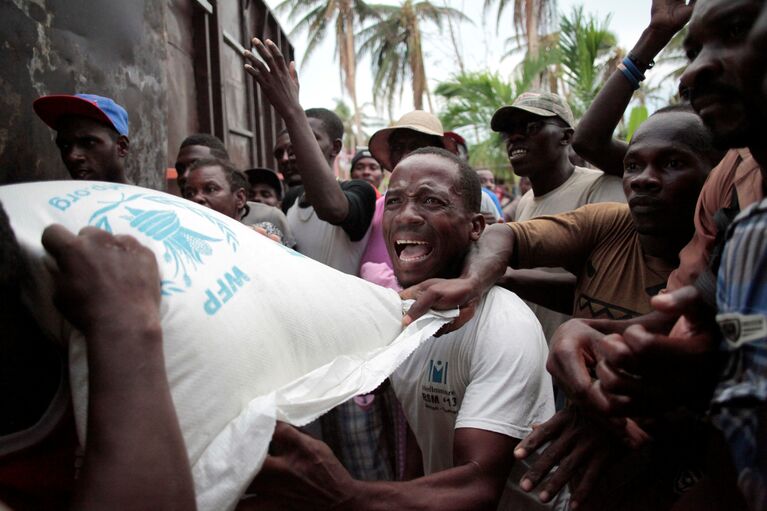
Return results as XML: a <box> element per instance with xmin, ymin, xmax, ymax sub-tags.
<box><xmin>572</xmin><ymin>0</ymin><xmax>694</xmax><ymax>175</ymax></box>
<box><xmin>42</xmin><ymin>225</ymin><xmax>195</xmax><ymax>511</ymax></box>
<box><xmin>243</xmin><ymin>39</ymin><xmax>349</xmax><ymax>224</ymax></box>
<box><xmin>497</xmin><ymin>268</ymin><xmax>576</xmax><ymax>315</ymax></box>
<box><xmin>399</xmin><ymin>223</ymin><xmax>515</xmax><ymax>332</ymax></box>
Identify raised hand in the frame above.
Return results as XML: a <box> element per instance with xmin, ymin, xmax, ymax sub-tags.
<box><xmin>243</xmin><ymin>38</ymin><xmax>301</xmax><ymax>119</ymax></box>
<box><xmin>649</xmin><ymin>0</ymin><xmax>696</xmax><ymax>34</ymax></box>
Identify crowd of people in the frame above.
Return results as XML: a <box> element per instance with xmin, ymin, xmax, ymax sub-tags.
<box><xmin>2</xmin><ymin>0</ymin><xmax>767</xmax><ymax>509</ymax></box>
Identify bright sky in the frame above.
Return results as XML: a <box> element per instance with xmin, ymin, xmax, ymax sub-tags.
<box><xmin>263</xmin><ymin>1</ymin><xmax>665</xmax><ymax>126</ymax></box>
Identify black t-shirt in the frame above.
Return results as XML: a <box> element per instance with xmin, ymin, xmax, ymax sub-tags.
<box><xmin>284</xmin><ymin>180</ymin><xmax>376</xmax><ymax>242</ymax></box>
<box><xmin>281</xmin><ymin>186</ymin><xmax>303</xmax><ymax>214</ymax></box>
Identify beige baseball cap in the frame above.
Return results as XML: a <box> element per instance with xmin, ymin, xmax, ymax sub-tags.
<box><xmin>369</xmin><ymin>110</ymin><xmax>456</xmax><ymax>170</ymax></box>
<box><xmin>491</xmin><ymin>91</ymin><xmax>575</xmax><ymax>131</ymax></box>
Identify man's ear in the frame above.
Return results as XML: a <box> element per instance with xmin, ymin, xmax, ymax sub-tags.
<box><xmin>234</xmin><ymin>188</ymin><xmax>247</xmax><ymax>211</ymax></box>
<box><xmin>470</xmin><ymin>213</ymin><xmax>485</xmax><ymax>241</ymax></box>
<box><xmin>330</xmin><ymin>138</ymin><xmax>343</xmax><ymax>159</ymax></box>
<box><xmin>116</xmin><ymin>136</ymin><xmax>130</xmax><ymax>157</ymax></box>
<box><xmin>561</xmin><ymin>128</ymin><xmax>574</xmax><ymax>146</ymax></box>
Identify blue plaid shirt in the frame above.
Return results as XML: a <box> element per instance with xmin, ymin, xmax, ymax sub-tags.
<box><xmin>712</xmin><ymin>198</ymin><xmax>767</xmax><ymax>510</ymax></box>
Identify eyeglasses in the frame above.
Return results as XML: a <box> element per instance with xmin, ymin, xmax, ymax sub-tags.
<box><xmin>501</xmin><ymin>119</ymin><xmax>565</xmax><ymax>137</ymax></box>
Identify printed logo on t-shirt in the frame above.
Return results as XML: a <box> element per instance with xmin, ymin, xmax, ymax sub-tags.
<box><xmin>421</xmin><ymin>359</ymin><xmax>458</xmax><ymax>413</ymax></box>
<box><xmin>428</xmin><ymin>360</ymin><xmax>448</xmax><ymax>384</ymax></box>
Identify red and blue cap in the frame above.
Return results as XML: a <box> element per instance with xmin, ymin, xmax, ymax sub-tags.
<box><xmin>33</xmin><ymin>93</ymin><xmax>129</xmax><ymax>136</ymax></box>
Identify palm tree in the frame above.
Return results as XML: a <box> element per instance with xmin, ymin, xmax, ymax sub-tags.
<box><xmin>274</xmin><ymin>0</ymin><xmax>374</xmax><ymax>147</ymax></box>
<box><xmin>333</xmin><ymin>98</ymin><xmax>386</xmax><ymax>149</ymax></box>
<box><xmin>556</xmin><ymin>6</ymin><xmax>618</xmax><ymax>118</ymax></box>
<box><xmin>435</xmin><ymin>71</ymin><xmax>515</xmax><ymax>175</ymax></box>
<box><xmin>656</xmin><ymin>27</ymin><xmax>689</xmax><ymax>82</ymax></box>
<box><xmin>357</xmin><ymin>0</ymin><xmax>469</xmax><ymax>117</ymax></box>
<box><xmin>484</xmin><ymin>0</ymin><xmax>557</xmax><ymax>58</ymax></box>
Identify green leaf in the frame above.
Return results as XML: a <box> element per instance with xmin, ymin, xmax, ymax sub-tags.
<box><xmin>625</xmin><ymin>105</ymin><xmax>648</xmax><ymax>142</ymax></box>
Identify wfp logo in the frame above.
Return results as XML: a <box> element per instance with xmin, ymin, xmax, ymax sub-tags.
<box><xmin>427</xmin><ymin>360</ymin><xmax>448</xmax><ymax>384</ymax></box>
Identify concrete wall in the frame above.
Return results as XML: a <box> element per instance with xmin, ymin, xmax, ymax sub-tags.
<box><xmin>0</xmin><ymin>0</ymin><xmax>168</xmax><ymax>188</ymax></box>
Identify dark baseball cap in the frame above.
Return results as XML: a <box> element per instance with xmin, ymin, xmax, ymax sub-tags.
<box><xmin>244</xmin><ymin>167</ymin><xmax>283</xmax><ymax>200</ymax></box>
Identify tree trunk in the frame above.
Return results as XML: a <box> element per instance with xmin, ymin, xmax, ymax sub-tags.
<box><xmin>343</xmin><ymin>14</ymin><xmax>362</xmax><ymax>148</ymax></box>
<box><xmin>525</xmin><ymin>0</ymin><xmax>540</xmax><ymax>57</ymax></box>
<box><xmin>525</xmin><ymin>0</ymin><xmax>541</xmax><ymax>89</ymax></box>
<box><xmin>444</xmin><ymin>1</ymin><xmax>465</xmax><ymax>75</ymax></box>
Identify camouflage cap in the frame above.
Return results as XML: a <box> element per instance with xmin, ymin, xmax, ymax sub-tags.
<box><xmin>490</xmin><ymin>91</ymin><xmax>575</xmax><ymax>131</ymax></box>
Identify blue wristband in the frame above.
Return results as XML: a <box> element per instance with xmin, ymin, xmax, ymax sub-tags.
<box><xmin>622</xmin><ymin>56</ymin><xmax>645</xmax><ymax>82</ymax></box>
<box><xmin>618</xmin><ymin>63</ymin><xmax>640</xmax><ymax>90</ymax></box>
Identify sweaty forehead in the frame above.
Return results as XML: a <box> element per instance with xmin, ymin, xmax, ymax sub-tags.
<box><xmin>690</xmin><ymin>0</ymin><xmax>761</xmax><ymax>30</ymax></box>
<box><xmin>275</xmin><ymin>132</ymin><xmax>291</xmax><ymax>146</ymax></box>
<box><xmin>188</xmin><ymin>164</ymin><xmax>227</xmax><ymax>182</ymax></box>
<box><xmin>55</xmin><ymin>115</ymin><xmax>113</xmax><ymax>137</ymax></box>
<box><xmin>390</xmin><ymin>154</ymin><xmax>460</xmax><ymax>189</ymax></box>
<box><xmin>354</xmin><ymin>157</ymin><xmax>380</xmax><ymax>167</ymax></box>
<box><xmin>629</xmin><ymin>113</ymin><xmax>704</xmax><ymax>155</ymax></box>
<box><xmin>178</xmin><ymin>144</ymin><xmax>212</xmax><ymax>161</ymax></box>
<box><xmin>307</xmin><ymin>117</ymin><xmax>329</xmax><ymax>139</ymax></box>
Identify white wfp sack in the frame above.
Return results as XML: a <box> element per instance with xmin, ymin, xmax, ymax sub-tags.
<box><xmin>0</xmin><ymin>181</ymin><xmax>456</xmax><ymax>511</ymax></box>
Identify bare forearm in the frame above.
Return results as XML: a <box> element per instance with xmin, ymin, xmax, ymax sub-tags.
<box><xmin>497</xmin><ymin>268</ymin><xmax>576</xmax><ymax>314</ymax></box>
<box><xmin>573</xmin><ymin>26</ymin><xmax>680</xmax><ymax>176</ymax></box>
<box><xmin>345</xmin><ymin>464</ymin><xmax>502</xmax><ymax>511</ymax></box>
<box><xmin>282</xmin><ymin>109</ymin><xmax>349</xmax><ymax>223</ymax></box>
<box><xmin>74</xmin><ymin>321</ymin><xmax>195</xmax><ymax>510</ymax></box>
<box><xmin>461</xmin><ymin>224</ymin><xmax>516</xmax><ymax>293</ymax></box>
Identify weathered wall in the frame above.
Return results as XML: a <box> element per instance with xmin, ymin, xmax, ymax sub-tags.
<box><xmin>0</xmin><ymin>0</ymin><xmax>167</xmax><ymax>188</ymax></box>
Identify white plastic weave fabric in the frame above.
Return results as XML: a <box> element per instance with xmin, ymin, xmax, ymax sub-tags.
<box><xmin>0</xmin><ymin>181</ymin><xmax>455</xmax><ymax>511</ymax></box>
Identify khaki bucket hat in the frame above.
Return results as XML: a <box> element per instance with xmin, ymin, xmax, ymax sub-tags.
<box><xmin>369</xmin><ymin>110</ymin><xmax>455</xmax><ymax>170</ymax></box>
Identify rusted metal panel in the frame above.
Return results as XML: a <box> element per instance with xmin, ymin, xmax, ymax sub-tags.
<box><xmin>0</xmin><ymin>0</ymin><xmax>168</xmax><ymax>188</ymax></box>
<box><xmin>166</xmin><ymin>0</ymin><xmax>200</xmax><ymax>164</ymax></box>
<box><xmin>0</xmin><ymin>0</ymin><xmax>292</xmax><ymax>189</ymax></box>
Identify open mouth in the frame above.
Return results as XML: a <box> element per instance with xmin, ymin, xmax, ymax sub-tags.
<box><xmin>394</xmin><ymin>239</ymin><xmax>434</xmax><ymax>262</ymax></box>
<box><xmin>508</xmin><ymin>148</ymin><xmax>528</xmax><ymax>161</ymax></box>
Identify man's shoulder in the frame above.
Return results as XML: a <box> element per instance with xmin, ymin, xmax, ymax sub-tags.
<box><xmin>576</xmin><ymin>166</ymin><xmax>626</xmax><ymax>205</ymax></box>
<box><xmin>341</xmin><ymin>179</ymin><xmax>377</xmax><ymax>197</ymax></box>
<box><xmin>242</xmin><ymin>201</ymin><xmax>288</xmax><ymax>224</ymax></box>
<box><xmin>281</xmin><ymin>186</ymin><xmax>304</xmax><ymax>213</ymax></box>
<box><xmin>469</xmin><ymin>287</ymin><xmax>544</xmax><ymax>343</ymax></box>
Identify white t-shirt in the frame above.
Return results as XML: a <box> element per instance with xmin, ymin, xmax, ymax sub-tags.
<box><xmin>287</xmin><ymin>203</ymin><xmax>371</xmax><ymax>275</ymax></box>
<box><xmin>512</xmin><ymin>166</ymin><xmax>626</xmax><ymax>342</ymax></box>
<box><xmin>390</xmin><ymin>286</ymin><xmax>554</xmax><ymax>475</ymax></box>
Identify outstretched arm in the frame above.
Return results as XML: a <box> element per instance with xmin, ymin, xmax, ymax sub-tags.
<box><xmin>572</xmin><ymin>0</ymin><xmax>694</xmax><ymax>176</ymax></box>
<box><xmin>241</xmin><ymin>423</ymin><xmax>517</xmax><ymax>511</ymax></box>
<box><xmin>243</xmin><ymin>39</ymin><xmax>349</xmax><ymax>224</ymax></box>
<box><xmin>42</xmin><ymin>225</ymin><xmax>195</xmax><ymax>511</ymax></box>
<box><xmin>497</xmin><ymin>268</ymin><xmax>576</xmax><ymax>315</ymax></box>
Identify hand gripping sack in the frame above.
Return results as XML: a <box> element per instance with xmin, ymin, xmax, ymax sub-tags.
<box><xmin>0</xmin><ymin>181</ymin><xmax>455</xmax><ymax>510</ymax></box>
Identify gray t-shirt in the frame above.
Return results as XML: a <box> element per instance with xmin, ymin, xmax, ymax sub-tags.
<box><xmin>240</xmin><ymin>201</ymin><xmax>296</xmax><ymax>248</ymax></box>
